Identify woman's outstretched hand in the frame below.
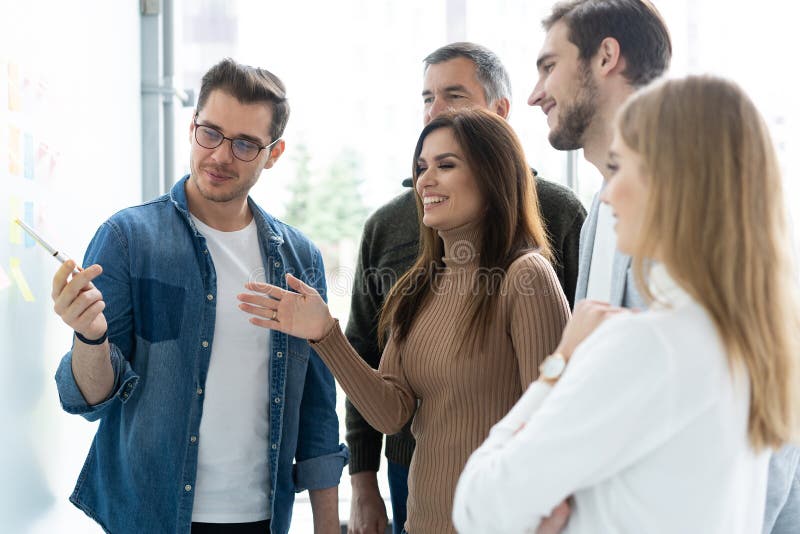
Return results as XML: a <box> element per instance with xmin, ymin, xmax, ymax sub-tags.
<box><xmin>237</xmin><ymin>273</ymin><xmax>336</xmax><ymax>341</ymax></box>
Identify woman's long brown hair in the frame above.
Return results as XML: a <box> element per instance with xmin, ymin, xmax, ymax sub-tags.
<box><xmin>378</xmin><ymin>109</ymin><xmax>551</xmax><ymax>352</ymax></box>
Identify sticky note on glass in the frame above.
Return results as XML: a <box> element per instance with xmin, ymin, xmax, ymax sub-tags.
<box><xmin>23</xmin><ymin>202</ymin><xmax>35</xmax><ymax>248</ymax></box>
<box><xmin>24</xmin><ymin>132</ymin><xmax>35</xmax><ymax>180</ymax></box>
<box><xmin>8</xmin><ymin>62</ymin><xmax>21</xmax><ymax>112</ymax></box>
<box><xmin>0</xmin><ymin>265</ymin><xmax>10</xmax><ymax>291</ymax></box>
<box><xmin>10</xmin><ymin>197</ymin><xmax>24</xmax><ymax>245</ymax></box>
<box><xmin>9</xmin><ymin>257</ymin><xmax>35</xmax><ymax>302</ymax></box>
<box><xmin>36</xmin><ymin>142</ymin><xmax>52</xmax><ymax>181</ymax></box>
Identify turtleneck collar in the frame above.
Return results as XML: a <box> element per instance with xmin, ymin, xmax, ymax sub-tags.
<box><xmin>438</xmin><ymin>219</ymin><xmax>483</xmax><ymax>269</ymax></box>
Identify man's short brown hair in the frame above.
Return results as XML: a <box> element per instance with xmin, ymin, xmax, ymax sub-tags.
<box><xmin>197</xmin><ymin>58</ymin><xmax>290</xmax><ymax>141</ymax></box>
<box><xmin>544</xmin><ymin>0</ymin><xmax>672</xmax><ymax>87</ymax></box>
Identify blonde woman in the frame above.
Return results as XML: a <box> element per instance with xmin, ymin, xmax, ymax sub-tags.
<box><xmin>453</xmin><ymin>75</ymin><xmax>800</xmax><ymax>533</ymax></box>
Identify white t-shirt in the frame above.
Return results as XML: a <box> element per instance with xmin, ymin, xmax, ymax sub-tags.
<box><xmin>585</xmin><ymin>201</ymin><xmax>616</xmax><ymax>302</ymax></box>
<box><xmin>453</xmin><ymin>264</ymin><xmax>770</xmax><ymax>533</ymax></box>
<box><xmin>190</xmin><ymin>215</ymin><xmax>272</xmax><ymax>523</ymax></box>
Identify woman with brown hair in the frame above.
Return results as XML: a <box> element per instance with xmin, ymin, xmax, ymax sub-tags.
<box><xmin>453</xmin><ymin>75</ymin><xmax>800</xmax><ymax>533</ymax></box>
<box><xmin>237</xmin><ymin>108</ymin><xmax>571</xmax><ymax>533</ymax></box>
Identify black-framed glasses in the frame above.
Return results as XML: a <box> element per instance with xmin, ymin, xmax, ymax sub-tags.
<box><xmin>193</xmin><ymin>116</ymin><xmax>280</xmax><ymax>162</ymax></box>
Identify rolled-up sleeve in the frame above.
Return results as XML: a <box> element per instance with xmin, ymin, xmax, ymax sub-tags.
<box><xmin>55</xmin><ymin>342</ymin><xmax>140</xmax><ymax>421</ymax></box>
<box><xmin>294</xmin><ymin>443</ymin><xmax>350</xmax><ymax>492</ymax></box>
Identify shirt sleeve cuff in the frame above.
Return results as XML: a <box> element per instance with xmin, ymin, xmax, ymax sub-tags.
<box><xmin>55</xmin><ymin>343</ymin><xmax>140</xmax><ymax>421</ymax></box>
<box><xmin>293</xmin><ymin>444</ymin><xmax>350</xmax><ymax>492</ymax></box>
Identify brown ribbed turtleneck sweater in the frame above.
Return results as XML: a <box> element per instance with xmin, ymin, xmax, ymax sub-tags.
<box><xmin>311</xmin><ymin>221</ymin><xmax>570</xmax><ymax>533</ymax></box>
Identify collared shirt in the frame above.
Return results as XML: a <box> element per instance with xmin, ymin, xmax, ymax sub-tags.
<box><xmin>454</xmin><ymin>265</ymin><xmax>769</xmax><ymax>533</ymax></box>
<box><xmin>585</xmin><ymin>201</ymin><xmax>615</xmax><ymax>302</ymax></box>
<box><xmin>55</xmin><ymin>176</ymin><xmax>348</xmax><ymax>534</ymax></box>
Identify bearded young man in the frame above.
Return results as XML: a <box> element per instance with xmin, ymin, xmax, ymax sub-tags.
<box><xmin>528</xmin><ymin>2</ymin><xmax>798</xmax><ymax>532</ymax></box>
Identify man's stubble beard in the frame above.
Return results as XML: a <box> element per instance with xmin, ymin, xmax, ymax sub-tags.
<box><xmin>548</xmin><ymin>63</ymin><xmax>599</xmax><ymax>151</ymax></box>
<box><xmin>190</xmin><ymin>159</ymin><xmax>254</xmax><ymax>204</ymax></box>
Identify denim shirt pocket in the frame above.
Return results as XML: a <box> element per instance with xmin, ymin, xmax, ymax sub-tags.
<box><xmin>132</xmin><ymin>278</ymin><xmax>186</xmax><ymax>342</ymax></box>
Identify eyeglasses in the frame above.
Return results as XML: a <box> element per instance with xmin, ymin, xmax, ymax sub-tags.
<box><xmin>193</xmin><ymin>116</ymin><xmax>281</xmax><ymax>162</ymax></box>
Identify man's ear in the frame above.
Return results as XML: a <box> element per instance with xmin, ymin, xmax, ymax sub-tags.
<box><xmin>263</xmin><ymin>139</ymin><xmax>286</xmax><ymax>170</ymax></box>
<box><xmin>493</xmin><ymin>97</ymin><xmax>511</xmax><ymax>120</ymax></box>
<box><xmin>595</xmin><ymin>37</ymin><xmax>623</xmax><ymax>77</ymax></box>
<box><xmin>189</xmin><ymin>112</ymin><xmax>197</xmax><ymax>145</ymax></box>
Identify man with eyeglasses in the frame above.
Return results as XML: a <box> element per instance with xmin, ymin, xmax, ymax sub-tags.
<box><xmin>50</xmin><ymin>58</ymin><xmax>347</xmax><ymax>534</ymax></box>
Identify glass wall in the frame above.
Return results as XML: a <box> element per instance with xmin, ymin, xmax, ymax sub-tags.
<box><xmin>0</xmin><ymin>2</ymin><xmax>142</xmax><ymax>533</ymax></box>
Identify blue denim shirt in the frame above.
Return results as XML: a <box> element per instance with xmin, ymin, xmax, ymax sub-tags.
<box><xmin>55</xmin><ymin>177</ymin><xmax>348</xmax><ymax>534</ymax></box>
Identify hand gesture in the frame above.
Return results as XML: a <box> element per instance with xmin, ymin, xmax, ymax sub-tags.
<box><xmin>51</xmin><ymin>260</ymin><xmax>107</xmax><ymax>340</ymax></box>
<box><xmin>238</xmin><ymin>273</ymin><xmax>335</xmax><ymax>341</ymax></box>
<box><xmin>556</xmin><ymin>300</ymin><xmax>627</xmax><ymax>360</ymax></box>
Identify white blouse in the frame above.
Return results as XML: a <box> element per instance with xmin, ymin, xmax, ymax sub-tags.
<box><xmin>453</xmin><ymin>266</ymin><xmax>770</xmax><ymax>533</ymax></box>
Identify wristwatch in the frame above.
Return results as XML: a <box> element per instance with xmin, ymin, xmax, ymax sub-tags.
<box><xmin>539</xmin><ymin>352</ymin><xmax>566</xmax><ymax>382</ymax></box>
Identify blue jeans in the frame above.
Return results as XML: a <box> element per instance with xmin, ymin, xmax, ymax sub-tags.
<box><xmin>388</xmin><ymin>461</ymin><xmax>409</xmax><ymax>534</ymax></box>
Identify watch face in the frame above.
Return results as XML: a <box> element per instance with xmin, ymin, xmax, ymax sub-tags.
<box><xmin>541</xmin><ymin>354</ymin><xmax>566</xmax><ymax>379</ymax></box>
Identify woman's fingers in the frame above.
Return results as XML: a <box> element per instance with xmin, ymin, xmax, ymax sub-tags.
<box><xmin>238</xmin><ymin>301</ymin><xmax>277</xmax><ymax>318</ymax></box>
<box><xmin>237</xmin><ymin>287</ymin><xmax>281</xmax><ymax>323</ymax></box>
<box><xmin>244</xmin><ymin>281</ymin><xmax>284</xmax><ymax>300</ymax></box>
<box><xmin>249</xmin><ymin>316</ymin><xmax>281</xmax><ymax>329</ymax></box>
<box><xmin>286</xmin><ymin>273</ymin><xmax>317</xmax><ymax>296</ymax></box>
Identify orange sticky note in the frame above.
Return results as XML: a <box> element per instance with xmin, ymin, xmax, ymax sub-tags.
<box><xmin>8</xmin><ymin>62</ymin><xmax>21</xmax><ymax>112</ymax></box>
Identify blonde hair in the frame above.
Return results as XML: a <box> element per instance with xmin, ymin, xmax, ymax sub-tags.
<box><xmin>619</xmin><ymin>75</ymin><xmax>800</xmax><ymax>450</ymax></box>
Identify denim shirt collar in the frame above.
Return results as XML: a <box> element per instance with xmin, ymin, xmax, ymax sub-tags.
<box><xmin>170</xmin><ymin>175</ymin><xmax>285</xmax><ymax>248</ymax></box>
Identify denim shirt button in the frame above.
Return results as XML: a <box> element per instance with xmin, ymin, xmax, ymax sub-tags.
<box><xmin>271</xmin><ymin>443</ymin><xmax>277</xmax><ymax>450</ymax></box>
<box><xmin>274</xmin><ymin>397</ymin><xmax>281</xmax><ymax>404</ymax></box>
<box><xmin>190</xmin><ymin>436</ymin><xmax>197</xmax><ymax>443</ymax></box>
<box><xmin>273</xmin><ymin>261</ymin><xmax>281</xmax><ymax>268</ymax></box>
<box><xmin>206</xmin><ymin>294</ymin><xmax>213</xmax><ymax>301</ymax></box>
<box><xmin>197</xmin><ymin>388</ymin><xmax>203</xmax><ymax>395</ymax></box>
<box><xmin>276</xmin><ymin>351</ymin><xmax>283</xmax><ymax>358</ymax></box>
<box><xmin>184</xmin><ymin>484</ymin><xmax>192</xmax><ymax>492</ymax></box>
<box><xmin>202</xmin><ymin>340</ymin><xmax>209</xmax><ymax>348</ymax></box>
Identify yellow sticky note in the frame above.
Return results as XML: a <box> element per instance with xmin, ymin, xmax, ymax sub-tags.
<box><xmin>0</xmin><ymin>265</ymin><xmax>10</xmax><ymax>291</ymax></box>
<box><xmin>9</xmin><ymin>198</ymin><xmax>23</xmax><ymax>245</ymax></box>
<box><xmin>10</xmin><ymin>257</ymin><xmax>35</xmax><ymax>302</ymax></box>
